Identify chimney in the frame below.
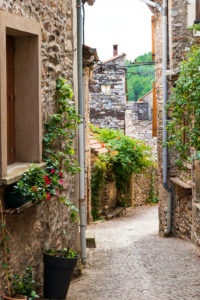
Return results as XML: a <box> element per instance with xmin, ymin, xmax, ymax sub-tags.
<box><xmin>113</xmin><ymin>44</ymin><xmax>118</xmax><ymax>57</ymax></box>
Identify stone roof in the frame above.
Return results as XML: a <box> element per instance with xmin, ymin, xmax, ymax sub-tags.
<box><xmin>137</xmin><ymin>90</ymin><xmax>153</xmax><ymax>103</ymax></box>
<box><xmin>83</xmin><ymin>45</ymin><xmax>99</xmax><ymax>66</ymax></box>
<box><xmin>102</xmin><ymin>53</ymin><xmax>126</xmax><ymax>65</ymax></box>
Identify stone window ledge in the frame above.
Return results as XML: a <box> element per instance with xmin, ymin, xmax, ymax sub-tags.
<box><xmin>170</xmin><ymin>177</ymin><xmax>192</xmax><ymax>189</ymax></box>
<box><xmin>5</xmin><ymin>199</ymin><xmax>39</xmax><ymax>215</ymax></box>
<box><xmin>0</xmin><ymin>162</ymin><xmax>46</xmax><ymax>186</ymax></box>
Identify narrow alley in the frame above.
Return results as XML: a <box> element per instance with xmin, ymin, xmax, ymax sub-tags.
<box><xmin>68</xmin><ymin>206</ymin><xmax>200</xmax><ymax>300</ymax></box>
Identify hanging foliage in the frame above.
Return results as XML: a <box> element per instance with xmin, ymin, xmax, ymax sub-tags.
<box><xmin>166</xmin><ymin>28</ymin><xmax>200</xmax><ymax>168</ymax></box>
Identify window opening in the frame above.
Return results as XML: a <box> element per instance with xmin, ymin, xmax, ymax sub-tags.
<box><xmin>196</xmin><ymin>0</ymin><xmax>200</xmax><ymax>20</ymax></box>
<box><xmin>101</xmin><ymin>84</ymin><xmax>111</xmax><ymax>95</ymax></box>
<box><xmin>6</xmin><ymin>36</ymin><xmax>15</xmax><ymax>164</ymax></box>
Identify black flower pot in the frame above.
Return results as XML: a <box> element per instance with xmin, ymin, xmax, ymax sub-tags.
<box><xmin>43</xmin><ymin>252</ymin><xmax>78</xmax><ymax>299</ymax></box>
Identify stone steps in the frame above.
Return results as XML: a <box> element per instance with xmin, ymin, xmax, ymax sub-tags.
<box><xmin>105</xmin><ymin>206</ymin><xmax>127</xmax><ymax>220</ymax></box>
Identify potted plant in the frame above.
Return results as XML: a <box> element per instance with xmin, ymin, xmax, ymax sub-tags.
<box><xmin>4</xmin><ymin>184</ymin><xmax>29</xmax><ymax>209</ymax></box>
<box><xmin>3</xmin><ymin>266</ymin><xmax>39</xmax><ymax>300</ymax></box>
<box><xmin>43</xmin><ymin>248</ymin><xmax>78</xmax><ymax>299</ymax></box>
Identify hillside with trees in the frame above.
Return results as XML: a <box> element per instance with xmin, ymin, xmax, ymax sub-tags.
<box><xmin>126</xmin><ymin>52</ymin><xmax>155</xmax><ymax>102</ymax></box>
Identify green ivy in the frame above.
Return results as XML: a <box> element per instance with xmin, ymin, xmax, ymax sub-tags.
<box><xmin>43</xmin><ymin>78</ymin><xmax>80</xmax><ymax>175</ymax></box>
<box><xmin>147</xmin><ymin>170</ymin><xmax>159</xmax><ymax>204</ymax></box>
<box><xmin>11</xmin><ymin>266</ymin><xmax>39</xmax><ymax>299</ymax></box>
<box><xmin>166</xmin><ymin>25</ymin><xmax>200</xmax><ymax>167</ymax></box>
<box><xmin>13</xmin><ymin>79</ymin><xmax>80</xmax><ymax>220</ymax></box>
<box><xmin>1</xmin><ymin>79</ymin><xmax>80</xmax><ymax>296</ymax></box>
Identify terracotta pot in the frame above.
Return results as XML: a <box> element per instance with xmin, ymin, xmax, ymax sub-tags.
<box><xmin>3</xmin><ymin>294</ymin><xmax>26</xmax><ymax>300</ymax></box>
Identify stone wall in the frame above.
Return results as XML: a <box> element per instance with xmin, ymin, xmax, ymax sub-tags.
<box><xmin>90</xmin><ymin>139</ymin><xmax>118</xmax><ymax>217</ymax></box>
<box><xmin>172</xmin><ymin>184</ymin><xmax>192</xmax><ymax>240</ymax></box>
<box><xmin>0</xmin><ymin>0</ymin><xmax>79</xmax><ymax>294</ymax></box>
<box><xmin>130</xmin><ymin>170</ymin><xmax>158</xmax><ymax>207</ymax></box>
<box><xmin>153</xmin><ymin>0</ymin><xmax>199</xmax><ymax>242</ymax></box>
<box><xmin>89</xmin><ymin>54</ymin><xmax>127</xmax><ymax>132</ymax></box>
<box><xmin>138</xmin><ymin>90</ymin><xmax>153</xmax><ymax>120</ymax></box>
<box><xmin>84</xmin><ymin>66</ymin><xmax>93</xmax><ymax>225</ymax></box>
<box><xmin>125</xmin><ymin>102</ymin><xmax>157</xmax><ymax>159</ymax></box>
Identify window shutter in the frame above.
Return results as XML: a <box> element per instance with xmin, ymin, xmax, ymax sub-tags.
<box><xmin>151</xmin><ymin>16</ymin><xmax>155</xmax><ymax>61</ymax></box>
<box><xmin>152</xmin><ymin>82</ymin><xmax>157</xmax><ymax>137</ymax></box>
<box><xmin>196</xmin><ymin>0</ymin><xmax>200</xmax><ymax>20</ymax></box>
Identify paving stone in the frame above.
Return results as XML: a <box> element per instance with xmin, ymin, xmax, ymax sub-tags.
<box><xmin>68</xmin><ymin>206</ymin><xmax>200</xmax><ymax>300</ymax></box>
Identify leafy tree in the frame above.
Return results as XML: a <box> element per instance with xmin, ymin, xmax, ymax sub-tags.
<box><xmin>126</xmin><ymin>52</ymin><xmax>155</xmax><ymax>101</ymax></box>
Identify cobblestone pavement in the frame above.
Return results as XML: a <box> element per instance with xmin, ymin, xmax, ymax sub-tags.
<box><xmin>68</xmin><ymin>206</ymin><xmax>200</xmax><ymax>300</ymax></box>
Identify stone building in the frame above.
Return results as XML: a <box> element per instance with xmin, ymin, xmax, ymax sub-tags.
<box><xmin>89</xmin><ymin>45</ymin><xmax>127</xmax><ymax>132</ymax></box>
<box><xmin>89</xmin><ymin>44</ymin><xmax>157</xmax><ymax>157</ymax></box>
<box><xmin>83</xmin><ymin>45</ymin><xmax>99</xmax><ymax>224</ymax></box>
<box><xmin>150</xmin><ymin>0</ymin><xmax>200</xmax><ymax>245</ymax></box>
<box><xmin>0</xmin><ymin>0</ymin><xmax>92</xmax><ymax>294</ymax></box>
<box><xmin>125</xmin><ymin>90</ymin><xmax>158</xmax><ymax>158</ymax></box>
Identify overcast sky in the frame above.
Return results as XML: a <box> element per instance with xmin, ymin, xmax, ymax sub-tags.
<box><xmin>84</xmin><ymin>0</ymin><xmax>153</xmax><ymax>62</ymax></box>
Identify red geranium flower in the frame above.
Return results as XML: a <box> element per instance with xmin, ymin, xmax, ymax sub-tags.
<box><xmin>51</xmin><ymin>169</ymin><xmax>55</xmax><ymax>174</ymax></box>
<box><xmin>59</xmin><ymin>172</ymin><xmax>63</xmax><ymax>177</ymax></box>
<box><xmin>59</xmin><ymin>179</ymin><xmax>64</xmax><ymax>185</ymax></box>
<box><xmin>33</xmin><ymin>186</ymin><xmax>36</xmax><ymax>191</ymax></box>
<box><xmin>46</xmin><ymin>192</ymin><xmax>50</xmax><ymax>200</ymax></box>
<box><xmin>44</xmin><ymin>176</ymin><xmax>51</xmax><ymax>185</ymax></box>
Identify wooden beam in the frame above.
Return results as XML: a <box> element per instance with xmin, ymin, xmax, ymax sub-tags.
<box><xmin>151</xmin><ymin>16</ymin><xmax>155</xmax><ymax>61</ymax></box>
<box><xmin>152</xmin><ymin>81</ymin><xmax>157</xmax><ymax>137</ymax></box>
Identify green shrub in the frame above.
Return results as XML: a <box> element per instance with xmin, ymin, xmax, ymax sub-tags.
<box><xmin>91</xmin><ymin>125</ymin><xmax>154</xmax><ymax>219</ymax></box>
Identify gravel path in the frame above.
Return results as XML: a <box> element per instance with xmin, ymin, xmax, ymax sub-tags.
<box><xmin>68</xmin><ymin>205</ymin><xmax>200</xmax><ymax>300</ymax></box>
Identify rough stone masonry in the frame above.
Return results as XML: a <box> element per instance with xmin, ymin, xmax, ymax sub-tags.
<box><xmin>0</xmin><ymin>0</ymin><xmax>79</xmax><ymax>294</ymax></box>
<box><xmin>89</xmin><ymin>53</ymin><xmax>127</xmax><ymax>132</ymax></box>
<box><xmin>153</xmin><ymin>0</ymin><xmax>200</xmax><ymax>245</ymax></box>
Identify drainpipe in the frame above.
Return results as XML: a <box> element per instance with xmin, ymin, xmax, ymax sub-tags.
<box><xmin>139</xmin><ymin>0</ymin><xmax>172</xmax><ymax>234</ymax></box>
<box><xmin>77</xmin><ymin>0</ymin><xmax>86</xmax><ymax>264</ymax></box>
<box><xmin>162</xmin><ymin>0</ymin><xmax>172</xmax><ymax>235</ymax></box>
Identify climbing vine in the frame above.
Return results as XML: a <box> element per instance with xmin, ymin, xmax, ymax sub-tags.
<box><xmin>147</xmin><ymin>170</ymin><xmax>159</xmax><ymax>204</ymax></box>
<box><xmin>91</xmin><ymin>125</ymin><xmax>153</xmax><ymax>220</ymax></box>
<box><xmin>0</xmin><ymin>79</ymin><xmax>80</xmax><ymax>294</ymax></box>
<box><xmin>43</xmin><ymin>78</ymin><xmax>80</xmax><ymax>175</ymax></box>
<box><xmin>14</xmin><ymin>78</ymin><xmax>80</xmax><ymax>220</ymax></box>
<box><xmin>0</xmin><ymin>78</ymin><xmax>80</xmax><ymax>295</ymax></box>
<box><xmin>166</xmin><ymin>24</ymin><xmax>200</xmax><ymax>168</ymax></box>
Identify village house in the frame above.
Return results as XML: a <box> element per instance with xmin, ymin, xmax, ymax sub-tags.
<box><xmin>89</xmin><ymin>43</ymin><xmax>157</xmax><ymax>157</ymax></box>
<box><xmin>0</xmin><ymin>0</ymin><xmax>94</xmax><ymax>294</ymax></box>
<box><xmin>125</xmin><ymin>88</ymin><xmax>158</xmax><ymax>158</ymax></box>
<box><xmin>89</xmin><ymin>45</ymin><xmax>127</xmax><ymax>132</ymax></box>
<box><xmin>149</xmin><ymin>0</ymin><xmax>200</xmax><ymax>245</ymax></box>
<box><xmin>83</xmin><ymin>44</ymin><xmax>99</xmax><ymax>224</ymax></box>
